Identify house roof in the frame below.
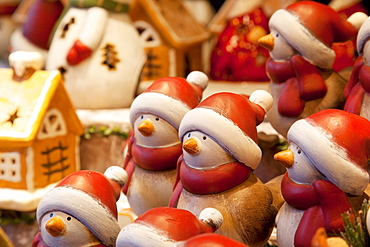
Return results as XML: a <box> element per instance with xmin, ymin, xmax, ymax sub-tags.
<box><xmin>0</xmin><ymin>69</ymin><xmax>84</xmax><ymax>146</ymax></box>
<box><xmin>130</xmin><ymin>0</ymin><xmax>210</xmax><ymax>49</ymax></box>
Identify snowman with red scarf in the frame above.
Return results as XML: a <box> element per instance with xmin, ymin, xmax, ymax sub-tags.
<box><xmin>274</xmin><ymin>109</ymin><xmax>370</xmax><ymax>247</ymax></box>
<box><xmin>258</xmin><ymin>1</ymin><xmax>367</xmax><ymax>137</ymax></box>
<box><xmin>169</xmin><ymin>90</ymin><xmax>277</xmax><ymax>247</ymax></box>
<box><xmin>344</xmin><ymin>16</ymin><xmax>370</xmax><ymax>121</ymax></box>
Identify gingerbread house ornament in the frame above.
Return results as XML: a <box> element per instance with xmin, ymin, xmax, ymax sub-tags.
<box><xmin>0</xmin><ymin>51</ymin><xmax>84</xmax><ymax>211</ymax></box>
<box><xmin>129</xmin><ymin>0</ymin><xmax>210</xmax><ymax>82</ymax></box>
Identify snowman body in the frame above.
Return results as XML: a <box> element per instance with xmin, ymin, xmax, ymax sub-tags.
<box><xmin>46</xmin><ymin>2</ymin><xmax>146</xmax><ymax>109</ymax></box>
<box><xmin>174</xmin><ymin>131</ymin><xmax>277</xmax><ymax>247</ymax></box>
<box><xmin>267</xmin><ymin>71</ymin><xmax>347</xmax><ymax>137</ymax></box>
<box><xmin>124</xmin><ymin>114</ymin><xmax>182</xmax><ymax>216</ymax></box>
<box><xmin>344</xmin><ymin>33</ymin><xmax>370</xmax><ymax>120</ymax></box>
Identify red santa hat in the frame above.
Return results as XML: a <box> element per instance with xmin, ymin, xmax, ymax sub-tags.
<box><xmin>287</xmin><ymin>109</ymin><xmax>370</xmax><ymax>196</ymax></box>
<box><xmin>116</xmin><ymin>207</ymin><xmax>223</xmax><ymax>245</ymax></box>
<box><xmin>357</xmin><ymin>16</ymin><xmax>370</xmax><ymax>56</ymax></box>
<box><xmin>269</xmin><ymin>1</ymin><xmax>367</xmax><ymax>69</ymax></box>
<box><xmin>36</xmin><ymin>166</ymin><xmax>127</xmax><ymax>246</ymax></box>
<box><xmin>179</xmin><ymin>90</ymin><xmax>273</xmax><ymax>169</ymax></box>
<box><xmin>130</xmin><ymin>71</ymin><xmax>208</xmax><ymax>129</ymax></box>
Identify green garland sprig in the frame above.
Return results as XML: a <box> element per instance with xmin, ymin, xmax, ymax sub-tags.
<box><xmin>83</xmin><ymin>125</ymin><xmax>129</xmax><ymax>140</ymax></box>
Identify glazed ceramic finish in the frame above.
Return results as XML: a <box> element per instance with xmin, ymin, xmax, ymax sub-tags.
<box><xmin>274</xmin><ymin>109</ymin><xmax>370</xmax><ymax>247</ymax></box>
<box><xmin>33</xmin><ymin>166</ymin><xmax>127</xmax><ymax>247</ymax></box>
<box><xmin>344</xmin><ymin>16</ymin><xmax>370</xmax><ymax>121</ymax></box>
<box><xmin>46</xmin><ymin>1</ymin><xmax>146</xmax><ymax>109</ymax></box>
<box><xmin>258</xmin><ymin>1</ymin><xmax>367</xmax><ymax>137</ymax></box>
<box><xmin>170</xmin><ymin>91</ymin><xmax>277</xmax><ymax>247</ymax></box>
<box><xmin>116</xmin><ymin>207</ymin><xmax>222</xmax><ymax>246</ymax></box>
<box><xmin>122</xmin><ymin>71</ymin><xmax>208</xmax><ymax>216</ymax></box>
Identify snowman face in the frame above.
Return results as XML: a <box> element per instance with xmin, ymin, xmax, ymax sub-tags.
<box><xmin>134</xmin><ymin>114</ymin><xmax>180</xmax><ymax>148</ymax></box>
<box><xmin>40</xmin><ymin>211</ymin><xmax>100</xmax><ymax>247</ymax></box>
<box><xmin>269</xmin><ymin>29</ymin><xmax>295</xmax><ymax>61</ymax></box>
<box><xmin>182</xmin><ymin>131</ymin><xmax>235</xmax><ymax>169</ymax></box>
<box><xmin>286</xmin><ymin>142</ymin><xmax>324</xmax><ymax>185</ymax></box>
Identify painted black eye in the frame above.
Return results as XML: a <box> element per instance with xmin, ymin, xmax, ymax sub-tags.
<box><xmin>275</xmin><ymin>33</ymin><xmax>279</xmax><ymax>37</ymax></box>
<box><xmin>50</xmin><ymin>213</ymin><xmax>53</xmax><ymax>217</ymax></box>
<box><xmin>67</xmin><ymin>216</ymin><xmax>72</xmax><ymax>221</ymax></box>
<box><xmin>203</xmin><ymin>136</ymin><xmax>207</xmax><ymax>140</ymax></box>
<box><xmin>140</xmin><ymin>115</ymin><xmax>144</xmax><ymax>119</ymax></box>
<box><xmin>298</xmin><ymin>150</ymin><xmax>301</xmax><ymax>154</ymax></box>
<box><xmin>188</xmin><ymin>133</ymin><xmax>191</xmax><ymax>138</ymax></box>
<box><xmin>155</xmin><ymin>118</ymin><xmax>159</xmax><ymax>121</ymax></box>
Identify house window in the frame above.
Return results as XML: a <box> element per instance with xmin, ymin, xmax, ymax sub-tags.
<box><xmin>37</xmin><ymin>108</ymin><xmax>67</xmax><ymax>139</ymax></box>
<box><xmin>0</xmin><ymin>152</ymin><xmax>21</xmax><ymax>183</ymax></box>
<box><xmin>134</xmin><ymin>20</ymin><xmax>161</xmax><ymax>47</ymax></box>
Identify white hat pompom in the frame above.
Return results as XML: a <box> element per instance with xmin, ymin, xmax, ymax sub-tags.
<box><xmin>104</xmin><ymin>166</ymin><xmax>128</xmax><ymax>187</ymax></box>
<box><xmin>249</xmin><ymin>90</ymin><xmax>273</xmax><ymax>113</ymax></box>
<box><xmin>186</xmin><ymin>71</ymin><xmax>209</xmax><ymax>90</ymax></box>
<box><xmin>347</xmin><ymin>12</ymin><xmax>368</xmax><ymax>31</ymax></box>
<box><xmin>199</xmin><ymin>207</ymin><xmax>223</xmax><ymax>231</ymax></box>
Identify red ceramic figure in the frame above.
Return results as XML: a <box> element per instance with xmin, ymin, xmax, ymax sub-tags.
<box><xmin>344</xmin><ymin>16</ymin><xmax>370</xmax><ymax>121</ymax></box>
<box><xmin>116</xmin><ymin>207</ymin><xmax>223</xmax><ymax>246</ymax></box>
<box><xmin>122</xmin><ymin>71</ymin><xmax>208</xmax><ymax>216</ymax></box>
<box><xmin>274</xmin><ymin>109</ymin><xmax>370</xmax><ymax>247</ymax></box>
<box><xmin>169</xmin><ymin>90</ymin><xmax>277</xmax><ymax>247</ymax></box>
<box><xmin>258</xmin><ymin>1</ymin><xmax>367</xmax><ymax>137</ymax></box>
<box><xmin>32</xmin><ymin>166</ymin><xmax>127</xmax><ymax>247</ymax></box>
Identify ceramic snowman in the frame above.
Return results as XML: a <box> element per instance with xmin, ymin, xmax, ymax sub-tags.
<box><xmin>258</xmin><ymin>1</ymin><xmax>367</xmax><ymax>137</ymax></box>
<box><xmin>45</xmin><ymin>0</ymin><xmax>146</xmax><ymax>109</ymax></box>
<box><xmin>122</xmin><ymin>71</ymin><xmax>208</xmax><ymax>216</ymax></box>
<box><xmin>273</xmin><ymin>109</ymin><xmax>370</xmax><ymax>247</ymax></box>
<box><xmin>169</xmin><ymin>90</ymin><xmax>277</xmax><ymax>247</ymax></box>
<box><xmin>344</xmin><ymin>16</ymin><xmax>370</xmax><ymax>121</ymax></box>
<box><xmin>116</xmin><ymin>207</ymin><xmax>223</xmax><ymax>246</ymax></box>
<box><xmin>32</xmin><ymin>166</ymin><xmax>128</xmax><ymax>247</ymax></box>
<box><xmin>10</xmin><ymin>0</ymin><xmax>65</xmax><ymax>66</ymax></box>
<box><xmin>0</xmin><ymin>0</ymin><xmax>20</xmax><ymax>61</ymax></box>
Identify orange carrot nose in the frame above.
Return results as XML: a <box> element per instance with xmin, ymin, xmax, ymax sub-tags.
<box><xmin>258</xmin><ymin>34</ymin><xmax>274</xmax><ymax>51</ymax></box>
<box><xmin>138</xmin><ymin>119</ymin><xmax>154</xmax><ymax>137</ymax></box>
<box><xmin>274</xmin><ymin>149</ymin><xmax>294</xmax><ymax>168</ymax></box>
<box><xmin>46</xmin><ymin>216</ymin><xmax>65</xmax><ymax>237</ymax></box>
<box><xmin>183</xmin><ymin>137</ymin><xmax>199</xmax><ymax>155</ymax></box>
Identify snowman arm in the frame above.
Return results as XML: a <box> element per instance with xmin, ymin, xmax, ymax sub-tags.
<box><xmin>66</xmin><ymin>7</ymin><xmax>108</xmax><ymax>65</ymax></box>
<box><xmin>78</xmin><ymin>7</ymin><xmax>108</xmax><ymax>49</ymax></box>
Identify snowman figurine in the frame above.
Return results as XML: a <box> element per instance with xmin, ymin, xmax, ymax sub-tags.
<box><xmin>258</xmin><ymin>1</ymin><xmax>367</xmax><ymax>137</ymax></box>
<box><xmin>32</xmin><ymin>166</ymin><xmax>128</xmax><ymax>247</ymax></box>
<box><xmin>116</xmin><ymin>207</ymin><xmax>223</xmax><ymax>246</ymax></box>
<box><xmin>273</xmin><ymin>109</ymin><xmax>370</xmax><ymax>247</ymax></box>
<box><xmin>10</xmin><ymin>0</ymin><xmax>65</xmax><ymax>67</ymax></box>
<box><xmin>122</xmin><ymin>71</ymin><xmax>208</xmax><ymax>216</ymax></box>
<box><xmin>45</xmin><ymin>0</ymin><xmax>146</xmax><ymax>109</ymax></box>
<box><xmin>344</xmin><ymin>16</ymin><xmax>370</xmax><ymax>121</ymax></box>
<box><xmin>169</xmin><ymin>90</ymin><xmax>277</xmax><ymax>247</ymax></box>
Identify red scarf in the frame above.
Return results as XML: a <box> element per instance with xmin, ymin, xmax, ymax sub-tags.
<box><xmin>344</xmin><ymin>56</ymin><xmax>370</xmax><ymax>114</ymax></box>
<box><xmin>169</xmin><ymin>156</ymin><xmax>251</xmax><ymax>207</ymax></box>
<box><xmin>281</xmin><ymin>173</ymin><xmax>353</xmax><ymax>247</ymax></box>
<box><xmin>267</xmin><ymin>55</ymin><xmax>328</xmax><ymax>117</ymax></box>
<box><xmin>122</xmin><ymin>132</ymin><xmax>182</xmax><ymax>194</ymax></box>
